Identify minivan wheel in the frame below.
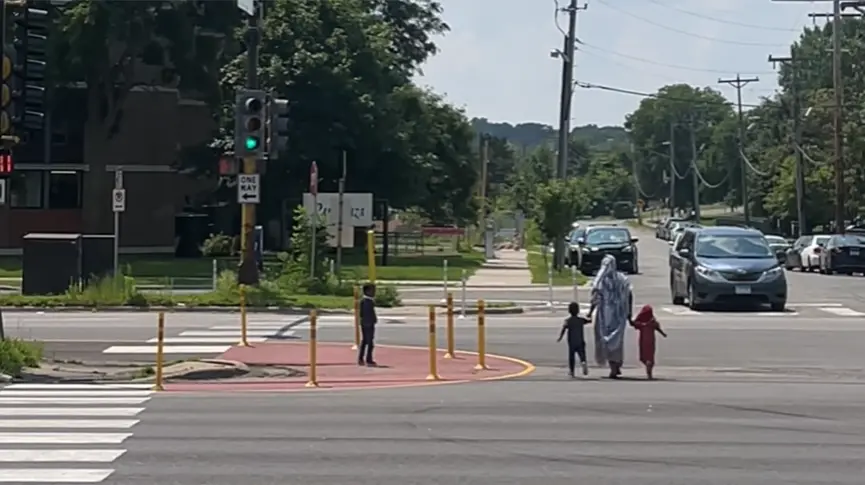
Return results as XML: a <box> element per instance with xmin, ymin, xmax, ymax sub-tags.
<box><xmin>770</xmin><ymin>302</ymin><xmax>786</xmax><ymax>312</ymax></box>
<box><xmin>687</xmin><ymin>280</ymin><xmax>700</xmax><ymax>310</ymax></box>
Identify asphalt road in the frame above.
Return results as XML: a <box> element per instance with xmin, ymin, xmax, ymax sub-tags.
<box><xmin>4</xmin><ymin>220</ymin><xmax>865</xmax><ymax>484</ymax></box>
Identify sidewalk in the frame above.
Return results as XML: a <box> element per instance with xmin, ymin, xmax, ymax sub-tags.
<box><xmin>165</xmin><ymin>342</ymin><xmax>532</xmax><ymax>392</ymax></box>
<box><xmin>465</xmin><ymin>249</ymin><xmax>534</xmax><ymax>287</ymax></box>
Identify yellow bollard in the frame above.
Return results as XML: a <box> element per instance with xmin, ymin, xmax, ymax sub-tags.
<box><xmin>305</xmin><ymin>310</ymin><xmax>319</xmax><ymax>388</ymax></box>
<box><xmin>474</xmin><ymin>299</ymin><xmax>488</xmax><ymax>370</ymax></box>
<box><xmin>351</xmin><ymin>286</ymin><xmax>360</xmax><ymax>350</ymax></box>
<box><xmin>426</xmin><ymin>305</ymin><xmax>440</xmax><ymax>380</ymax></box>
<box><xmin>238</xmin><ymin>284</ymin><xmax>250</xmax><ymax>346</ymax></box>
<box><xmin>153</xmin><ymin>312</ymin><xmax>165</xmax><ymax>391</ymax></box>
<box><xmin>366</xmin><ymin>229</ymin><xmax>376</xmax><ymax>282</ymax></box>
<box><xmin>444</xmin><ymin>293</ymin><xmax>455</xmax><ymax>358</ymax></box>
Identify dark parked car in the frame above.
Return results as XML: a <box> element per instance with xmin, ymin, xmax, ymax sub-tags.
<box><xmin>819</xmin><ymin>234</ymin><xmax>865</xmax><ymax>275</ymax></box>
<box><xmin>565</xmin><ymin>227</ymin><xmax>587</xmax><ymax>266</ymax></box>
<box><xmin>669</xmin><ymin>226</ymin><xmax>787</xmax><ymax>311</ymax></box>
<box><xmin>573</xmin><ymin>225</ymin><xmax>638</xmax><ymax>274</ymax></box>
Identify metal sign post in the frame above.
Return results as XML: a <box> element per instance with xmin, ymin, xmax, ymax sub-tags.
<box><xmin>112</xmin><ymin>171</ymin><xmax>126</xmax><ymax>276</ymax></box>
<box><xmin>310</xmin><ymin>161</ymin><xmax>319</xmax><ymax>278</ymax></box>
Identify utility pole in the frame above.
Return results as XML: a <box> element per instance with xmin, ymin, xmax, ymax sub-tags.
<box><xmin>668</xmin><ymin>122</ymin><xmax>675</xmax><ymax>217</ymax></box>
<box><xmin>718</xmin><ymin>74</ymin><xmax>758</xmax><ymax>226</ymax></box>
<box><xmin>630</xmin><ymin>143</ymin><xmax>642</xmax><ymax>225</ymax></box>
<box><xmin>769</xmin><ymin>50</ymin><xmax>806</xmax><ymax>236</ymax></box>
<box><xmin>831</xmin><ymin>0</ymin><xmax>845</xmax><ymax>233</ymax></box>
<box><xmin>689</xmin><ymin>119</ymin><xmax>700</xmax><ymax>222</ymax></box>
<box><xmin>552</xmin><ymin>0</ymin><xmax>585</xmax><ymax>269</ymax></box>
<box><xmin>777</xmin><ymin>0</ymin><xmax>859</xmax><ymax>233</ymax></box>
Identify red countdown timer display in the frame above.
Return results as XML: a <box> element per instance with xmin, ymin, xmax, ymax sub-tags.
<box><xmin>0</xmin><ymin>152</ymin><xmax>11</xmax><ymax>174</ymax></box>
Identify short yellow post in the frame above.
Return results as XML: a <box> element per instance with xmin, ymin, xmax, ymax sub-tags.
<box><xmin>426</xmin><ymin>305</ymin><xmax>440</xmax><ymax>380</ymax></box>
<box><xmin>238</xmin><ymin>284</ymin><xmax>250</xmax><ymax>346</ymax></box>
<box><xmin>351</xmin><ymin>286</ymin><xmax>360</xmax><ymax>350</ymax></box>
<box><xmin>153</xmin><ymin>312</ymin><xmax>165</xmax><ymax>391</ymax></box>
<box><xmin>474</xmin><ymin>299</ymin><xmax>488</xmax><ymax>370</ymax></box>
<box><xmin>366</xmin><ymin>230</ymin><xmax>376</xmax><ymax>282</ymax></box>
<box><xmin>444</xmin><ymin>293</ymin><xmax>455</xmax><ymax>358</ymax></box>
<box><xmin>305</xmin><ymin>310</ymin><xmax>319</xmax><ymax>388</ymax></box>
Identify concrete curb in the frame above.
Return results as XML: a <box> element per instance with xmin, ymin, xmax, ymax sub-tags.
<box><xmin>137</xmin><ymin>359</ymin><xmax>250</xmax><ymax>382</ymax></box>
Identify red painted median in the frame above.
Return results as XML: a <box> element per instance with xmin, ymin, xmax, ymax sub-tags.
<box><xmin>165</xmin><ymin>341</ymin><xmax>534</xmax><ymax>392</ymax></box>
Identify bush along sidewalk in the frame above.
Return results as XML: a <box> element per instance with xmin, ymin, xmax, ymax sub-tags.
<box><xmin>0</xmin><ymin>338</ymin><xmax>43</xmax><ymax>378</ymax></box>
<box><xmin>0</xmin><ymin>210</ymin><xmax>401</xmax><ymax>310</ymax></box>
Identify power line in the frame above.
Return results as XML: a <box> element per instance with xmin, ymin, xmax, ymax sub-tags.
<box><xmin>593</xmin><ymin>0</ymin><xmax>788</xmax><ymax>47</ymax></box>
<box><xmin>573</xmin><ymin>80</ymin><xmax>763</xmax><ymax>108</ymax></box>
<box><xmin>576</xmin><ymin>39</ymin><xmax>776</xmax><ymax>74</ymax></box>
<box><xmin>643</xmin><ymin>0</ymin><xmax>799</xmax><ymax>32</ymax></box>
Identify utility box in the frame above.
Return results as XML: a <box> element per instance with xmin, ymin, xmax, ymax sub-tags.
<box><xmin>81</xmin><ymin>235</ymin><xmax>115</xmax><ymax>285</ymax></box>
<box><xmin>22</xmin><ymin>233</ymin><xmax>83</xmax><ymax>296</ymax></box>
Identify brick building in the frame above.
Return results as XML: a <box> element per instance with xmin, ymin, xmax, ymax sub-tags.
<box><xmin>0</xmin><ymin>86</ymin><xmax>216</xmax><ymax>255</ymax></box>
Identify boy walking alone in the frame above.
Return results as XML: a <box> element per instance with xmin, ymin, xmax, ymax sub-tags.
<box><xmin>557</xmin><ymin>302</ymin><xmax>589</xmax><ymax>377</ymax></box>
<box><xmin>358</xmin><ymin>283</ymin><xmax>377</xmax><ymax>366</ymax></box>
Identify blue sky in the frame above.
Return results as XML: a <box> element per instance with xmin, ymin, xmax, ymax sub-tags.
<box><xmin>415</xmin><ymin>0</ymin><xmax>820</xmax><ymax>127</ymax></box>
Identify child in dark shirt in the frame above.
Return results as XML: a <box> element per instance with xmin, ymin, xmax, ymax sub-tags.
<box><xmin>557</xmin><ymin>302</ymin><xmax>589</xmax><ymax>377</ymax></box>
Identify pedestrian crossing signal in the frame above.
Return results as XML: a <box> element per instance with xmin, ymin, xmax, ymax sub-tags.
<box><xmin>0</xmin><ymin>152</ymin><xmax>12</xmax><ymax>174</ymax></box>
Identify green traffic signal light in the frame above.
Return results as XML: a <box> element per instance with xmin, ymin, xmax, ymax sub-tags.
<box><xmin>245</xmin><ymin>136</ymin><xmax>260</xmax><ymax>150</ymax></box>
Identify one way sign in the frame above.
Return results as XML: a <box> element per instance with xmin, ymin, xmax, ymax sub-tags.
<box><xmin>237</xmin><ymin>174</ymin><xmax>260</xmax><ymax>204</ymax></box>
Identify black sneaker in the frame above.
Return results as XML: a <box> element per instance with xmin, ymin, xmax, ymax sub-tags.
<box><xmin>366</xmin><ymin>361</ymin><xmax>378</xmax><ymax>367</ymax></box>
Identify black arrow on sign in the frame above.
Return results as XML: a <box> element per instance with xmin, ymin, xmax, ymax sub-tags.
<box><xmin>240</xmin><ymin>192</ymin><xmax>257</xmax><ymax>200</ymax></box>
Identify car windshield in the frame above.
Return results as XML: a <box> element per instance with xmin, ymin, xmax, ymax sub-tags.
<box><xmin>836</xmin><ymin>235</ymin><xmax>865</xmax><ymax>246</ymax></box>
<box><xmin>695</xmin><ymin>234</ymin><xmax>774</xmax><ymax>258</ymax></box>
<box><xmin>585</xmin><ymin>228</ymin><xmax>631</xmax><ymax>245</ymax></box>
<box><xmin>569</xmin><ymin>229</ymin><xmax>585</xmax><ymax>243</ymax></box>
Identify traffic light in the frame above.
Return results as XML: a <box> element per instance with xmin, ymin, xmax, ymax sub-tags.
<box><xmin>234</xmin><ymin>89</ymin><xmax>266</xmax><ymax>158</ymax></box>
<box><xmin>265</xmin><ymin>96</ymin><xmax>289</xmax><ymax>158</ymax></box>
<box><xmin>1</xmin><ymin>46</ymin><xmax>14</xmax><ymax>136</ymax></box>
<box><xmin>10</xmin><ymin>2</ymin><xmax>49</xmax><ymax>133</ymax></box>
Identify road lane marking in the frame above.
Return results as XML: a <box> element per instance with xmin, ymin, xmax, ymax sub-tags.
<box><xmin>0</xmin><ymin>397</ymin><xmax>150</xmax><ymax>405</ymax></box>
<box><xmin>4</xmin><ymin>384</ymin><xmax>152</xmax><ymax>390</ymax></box>
<box><xmin>102</xmin><ymin>344</ymin><xmax>230</xmax><ymax>354</ymax></box>
<box><xmin>0</xmin><ymin>469</ymin><xmax>114</xmax><ymax>482</ymax></box>
<box><xmin>144</xmin><ymin>336</ymin><xmax>267</xmax><ymax>344</ymax></box>
<box><xmin>0</xmin><ymin>419</ymin><xmax>139</xmax><ymax>428</ymax></box>
<box><xmin>0</xmin><ymin>432</ymin><xmax>131</xmax><ymax>444</ymax></box>
<box><xmin>0</xmin><ymin>390</ymin><xmax>152</xmax><ymax>397</ymax></box>
<box><xmin>819</xmin><ymin>307</ymin><xmax>865</xmax><ymax>316</ymax></box>
<box><xmin>178</xmin><ymin>330</ymin><xmax>282</xmax><ymax>337</ymax></box>
<box><xmin>0</xmin><ymin>450</ymin><xmax>125</xmax><ymax>462</ymax></box>
<box><xmin>0</xmin><ymin>408</ymin><xmax>144</xmax><ymax>416</ymax></box>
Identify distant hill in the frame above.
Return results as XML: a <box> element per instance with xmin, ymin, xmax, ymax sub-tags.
<box><xmin>470</xmin><ymin>118</ymin><xmax>628</xmax><ymax>151</ymax></box>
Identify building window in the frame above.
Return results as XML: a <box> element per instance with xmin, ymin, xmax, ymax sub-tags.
<box><xmin>9</xmin><ymin>171</ymin><xmax>43</xmax><ymax>208</ymax></box>
<box><xmin>48</xmin><ymin>171</ymin><xmax>82</xmax><ymax>209</ymax></box>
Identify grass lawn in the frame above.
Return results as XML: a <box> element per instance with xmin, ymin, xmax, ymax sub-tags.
<box><xmin>340</xmin><ymin>251</ymin><xmax>484</xmax><ymax>281</ymax></box>
<box><xmin>526</xmin><ymin>252</ymin><xmax>587</xmax><ymax>286</ymax></box>
<box><xmin>0</xmin><ymin>251</ymin><xmax>485</xmax><ymax>284</ymax></box>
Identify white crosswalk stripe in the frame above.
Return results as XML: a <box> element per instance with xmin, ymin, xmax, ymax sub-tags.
<box><xmin>0</xmin><ymin>383</ymin><xmax>153</xmax><ymax>483</ymax></box>
<box><xmin>101</xmin><ymin>319</ymin><xmax>297</xmax><ymax>355</ymax></box>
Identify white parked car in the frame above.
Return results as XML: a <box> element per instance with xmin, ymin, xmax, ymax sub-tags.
<box><xmin>801</xmin><ymin>235</ymin><xmax>830</xmax><ymax>272</ymax></box>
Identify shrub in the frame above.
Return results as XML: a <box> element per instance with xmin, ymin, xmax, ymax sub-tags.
<box><xmin>0</xmin><ymin>338</ymin><xmax>43</xmax><ymax>377</ymax></box>
<box><xmin>66</xmin><ymin>274</ymin><xmax>146</xmax><ymax>307</ymax></box>
<box><xmin>201</xmin><ymin>233</ymin><xmax>236</xmax><ymax>257</ymax></box>
<box><xmin>374</xmin><ymin>284</ymin><xmax>401</xmax><ymax>307</ymax></box>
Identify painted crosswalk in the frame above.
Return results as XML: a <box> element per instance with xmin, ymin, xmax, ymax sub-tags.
<box><xmin>101</xmin><ymin>319</ymin><xmax>298</xmax><ymax>355</ymax></box>
<box><xmin>0</xmin><ymin>383</ymin><xmax>152</xmax><ymax>482</ymax></box>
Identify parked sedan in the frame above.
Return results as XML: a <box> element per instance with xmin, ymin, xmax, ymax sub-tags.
<box><xmin>819</xmin><ymin>234</ymin><xmax>865</xmax><ymax>274</ymax></box>
<box><xmin>800</xmin><ymin>235</ymin><xmax>830</xmax><ymax>272</ymax></box>
<box><xmin>784</xmin><ymin>235</ymin><xmax>813</xmax><ymax>270</ymax></box>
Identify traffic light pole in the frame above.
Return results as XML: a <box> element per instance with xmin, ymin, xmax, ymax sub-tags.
<box><xmin>237</xmin><ymin>1</ymin><xmax>260</xmax><ymax>285</ymax></box>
